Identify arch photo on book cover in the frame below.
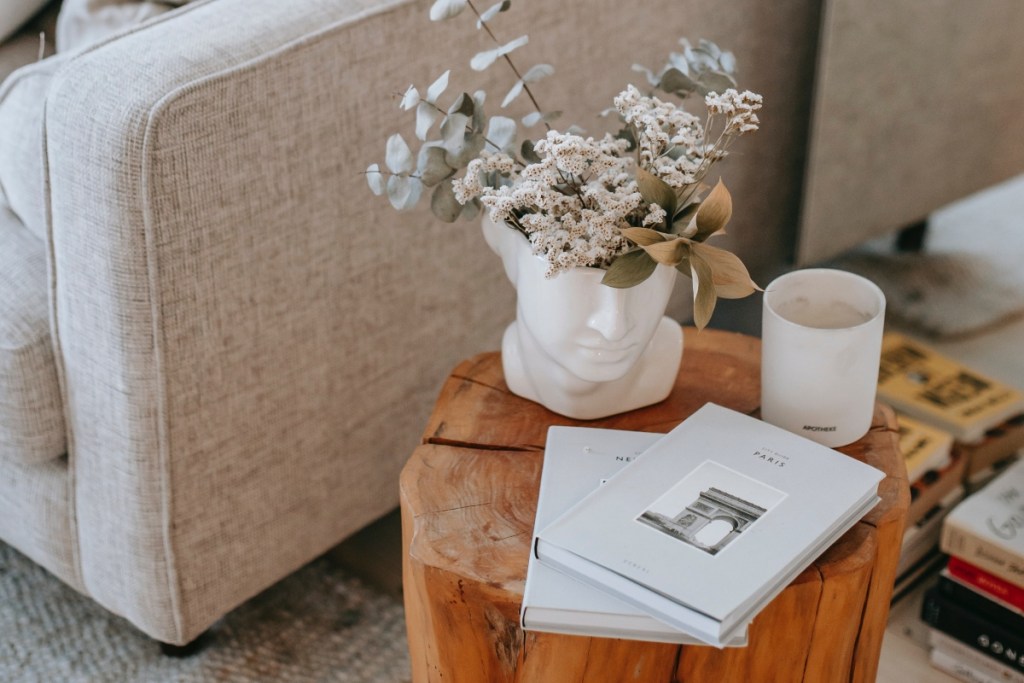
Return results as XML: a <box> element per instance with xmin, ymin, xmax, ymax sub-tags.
<box><xmin>637</xmin><ymin>461</ymin><xmax>787</xmax><ymax>556</ymax></box>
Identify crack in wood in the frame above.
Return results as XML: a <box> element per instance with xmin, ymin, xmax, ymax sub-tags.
<box><xmin>449</xmin><ymin>373</ymin><xmax>507</xmax><ymax>393</ymax></box>
<box><xmin>417</xmin><ymin>500</ymin><xmax>498</xmax><ymax>515</ymax></box>
<box><xmin>426</xmin><ymin>436</ymin><xmax>543</xmax><ymax>452</ymax></box>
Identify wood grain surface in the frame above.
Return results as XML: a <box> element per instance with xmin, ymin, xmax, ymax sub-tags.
<box><xmin>401</xmin><ymin>327</ymin><xmax>909</xmax><ymax>683</ymax></box>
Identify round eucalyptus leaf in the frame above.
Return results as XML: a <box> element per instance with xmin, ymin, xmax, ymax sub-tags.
<box><xmin>431</xmin><ymin>181</ymin><xmax>462</xmax><ymax>222</ymax></box>
<box><xmin>418</xmin><ymin>146</ymin><xmax>455</xmax><ymax>187</ymax></box>
<box><xmin>472</xmin><ymin>35</ymin><xmax>528</xmax><ymax>71</ymax></box>
<box><xmin>387</xmin><ymin>174</ymin><xmax>423</xmax><ymax>211</ymax></box>
<box><xmin>485</xmin><ymin>116</ymin><xmax>517</xmax><ymax>152</ymax></box>
<box><xmin>471</xmin><ymin>48</ymin><xmax>499</xmax><ymax>72</ymax></box>
<box><xmin>502</xmin><ymin>80</ymin><xmax>525</xmax><ymax>108</ymax></box>
<box><xmin>400</xmin><ymin>85</ymin><xmax>419</xmax><ymax>111</ymax></box>
<box><xmin>385</xmin><ymin>133</ymin><xmax>415</xmax><ymax>174</ymax></box>
<box><xmin>699</xmin><ymin>70</ymin><xmax>737</xmax><ymax>95</ymax></box>
<box><xmin>426</xmin><ymin>70</ymin><xmax>450</xmax><ymax>104</ymax></box>
<box><xmin>522</xmin><ymin>111</ymin><xmax>542</xmax><ymax>127</ymax></box>
<box><xmin>415</xmin><ymin>102</ymin><xmax>439</xmax><ymax>141</ymax></box>
<box><xmin>447</xmin><ymin>92</ymin><xmax>475</xmax><ymax>118</ymax></box>
<box><xmin>366</xmin><ymin>164</ymin><xmax>385</xmax><ymax>195</ymax></box>
<box><xmin>631</xmin><ymin>63</ymin><xmax>660</xmax><ymax>87</ymax></box>
<box><xmin>460</xmin><ymin>197</ymin><xmax>482</xmax><ymax>221</ymax></box>
<box><xmin>521</xmin><ymin>139</ymin><xmax>541</xmax><ymax>164</ymax></box>
<box><xmin>476</xmin><ymin>0</ymin><xmax>511</xmax><ymax>28</ymax></box>
<box><xmin>429</xmin><ymin>0</ymin><xmax>467</xmax><ymax>21</ymax></box>
<box><xmin>522</xmin><ymin>64</ymin><xmax>554</xmax><ymax>83</ymax></box>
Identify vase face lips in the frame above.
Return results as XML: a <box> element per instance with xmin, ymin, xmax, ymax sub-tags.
<box><xmin>515</xmin><ymin>248</ymin><xmax>676</xmax><ymax>384</ymax></box>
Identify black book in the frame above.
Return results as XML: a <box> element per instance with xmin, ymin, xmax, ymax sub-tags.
<box><xmin>921</xmin><ymin>587</ymin><xmax>1024</xmax><ymax>673</ymax></box>
<box><xmin>937</xmin><ymin>573</ymin><xmax>1024</xmax><ymax>634</ymax></box>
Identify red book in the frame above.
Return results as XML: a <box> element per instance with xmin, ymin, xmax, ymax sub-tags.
<box><xmin>948</xmin><ymin>556</ymin><xmax>1024</xmax><ymax>612</ymax></box>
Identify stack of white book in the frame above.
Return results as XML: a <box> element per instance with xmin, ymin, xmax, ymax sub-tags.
<box><xmin>522</xmin><ymin>403</ymin><xmax>885</xmax><ymax>648</ymax></box>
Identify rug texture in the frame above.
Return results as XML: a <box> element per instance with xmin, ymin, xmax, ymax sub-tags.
<box><xmin>0</xmin><ymin>542</ymin><xmax>411</xmax><ymax>683</ymax></box>
<box><xmin>831</xmin><ymin>174</ymin><xmax>1024</xmax><ymax>340</ymax></box>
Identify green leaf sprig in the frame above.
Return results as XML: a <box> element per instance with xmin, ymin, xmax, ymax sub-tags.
<box><xmin>603</xmin><ymin>175</ymin><xmax>760</xmax><ymax>329</ymax></box>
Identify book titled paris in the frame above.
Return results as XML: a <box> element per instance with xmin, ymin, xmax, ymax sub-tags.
<box><xmin>535</xmin><ymin>403</ymin><xmax>885</xmax><ymax>648</ymax></box>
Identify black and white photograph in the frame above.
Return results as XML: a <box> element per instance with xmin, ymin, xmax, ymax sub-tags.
<box><xmin>637</xmin><ymin>461</ymin><xmax>787</xmax><ymax>556</ymax></box>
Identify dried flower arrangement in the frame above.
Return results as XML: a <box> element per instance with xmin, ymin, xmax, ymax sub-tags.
<box><xmin>367</xmin><ymin>0</ymin><xmax>763</xmax><ymax>327</ymax></box>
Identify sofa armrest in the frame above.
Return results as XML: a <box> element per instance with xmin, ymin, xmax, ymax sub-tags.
<box><xmin>43</xmin><ymin>0</ymin><xmax>517</xmax><ymax>644</ymax></box>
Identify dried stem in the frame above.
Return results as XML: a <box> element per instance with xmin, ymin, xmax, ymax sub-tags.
<box><xmin>466</xmin><ymin>0</ymin><xmax>551</xmax><ymax>131</ymax></box>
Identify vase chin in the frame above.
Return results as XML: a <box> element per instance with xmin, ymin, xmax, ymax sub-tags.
<box><xmin>500</xmin><ymin>317</ymin><xmax>683</xmax><ymax>420</ymax></box>
<box><xmin>483</xmin><ymin>213</ymin><xmax>683</xmax><ymax>419</ymax></box>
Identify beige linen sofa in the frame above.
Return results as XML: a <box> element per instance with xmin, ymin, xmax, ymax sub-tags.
<box><xmin>0</xmin><ymin>0</ymin><xmax>823</xmax><ymax>647</ymax></box>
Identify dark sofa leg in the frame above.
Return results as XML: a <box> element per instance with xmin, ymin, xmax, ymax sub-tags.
<box><xmin>895</xmin><ymin>219</ymin><xmax>929</xmax><ymax>253</ymax></box>
<box><xmin>158</xmin><ymin>631</ymin><xmax>209</xmax><ymax>657</ymax></box>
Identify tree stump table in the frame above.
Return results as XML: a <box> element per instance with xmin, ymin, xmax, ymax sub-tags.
<box><xmin>400</xmin><ymin>328</ymin><xmax>909</xmax><ymax>683</ymax></box>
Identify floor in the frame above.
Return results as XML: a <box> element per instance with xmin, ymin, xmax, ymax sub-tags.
<box><xmin>875</xmin><ymin>317</ymin><xmax>1024</xmax><ymax>682</ymax></box>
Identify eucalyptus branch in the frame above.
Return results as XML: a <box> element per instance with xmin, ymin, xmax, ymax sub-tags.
<box><xmin>363</xmin><ymin>168</ymin><xmax>423</xmax><ymax>181</ymax></box>
<box><xmin>466</xmin><ymin>0</ymin><xmax>550</xmax><ymax>130</ymax></box>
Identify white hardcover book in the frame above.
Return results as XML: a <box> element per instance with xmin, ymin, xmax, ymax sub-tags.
<box><xmin>930</xmin><ymin>644</ymin><xmax>1012</xmax><ymax>683</ymax></box>
<box><xmin>929</xmin><ymin>629</ymin><xmax>1024</xmax><ymax>683</ymax></box>
<box><xmin>521</xmin><ymin>427</ymin><xmax>747</xmax><ymax>645</ymax></box>
<box><xmin>942</xmin><ymin>458</ymin><xmax>1024</xmax><ymax>589</ymax></box>
<box><xmin>535</xmin><ymin>403</ymin><xmax>884</xmax><ymax>648</ymax></box>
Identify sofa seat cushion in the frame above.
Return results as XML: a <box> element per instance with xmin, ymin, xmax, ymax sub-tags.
<box><xmin>0</xmin><ymin>201</ymin><xmax>65</xmax><ymax>465</ymax></box>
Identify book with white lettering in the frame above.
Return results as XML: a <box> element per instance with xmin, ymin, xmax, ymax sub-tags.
<box><xmin>941</xmin><ymin>458</ymin><xmax>1024</xmax><ymax>589</ymax></box>
<box><xmin>922</xmin><ymin>588</ymin><xmax>1024</xmax><ymax>676</ymax></box>
<box><xmin>929</xmin><ymin>629</ymin><xmax>1024</xmax><ymax>683</ymax></box>
<box><xmin>929</xmin><ymin>644</ymin><xmax>1020</xmax><ymax>683</ymax></box>
<box><xmin>520</xmin><ymin>427</ymin><xmax>745</xmax><ymax>645</ymax></box>
<box><xmin>535</xmin><ymin>403</ymin><xmax>884</xmax><ymax>647</ymax></box>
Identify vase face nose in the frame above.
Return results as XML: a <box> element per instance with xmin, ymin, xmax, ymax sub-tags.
<box><xmin>512</xmin><ymin>245</ymin><xmax>677</xmax><ymax>384</ymax></box>
<box><xmin>586</xmin><ymin>286</ymin><xmax>633</xmax><ymax>343</ymax></box>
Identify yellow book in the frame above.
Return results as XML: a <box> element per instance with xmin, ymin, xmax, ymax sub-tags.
<box><xmin>897</xmin><ymin>413</ymin><xmax>954</xmax><ymax>483</ymax></box>
<box><xmin>878</xmin><ymin>332</ymin><xmax>1024</xmax><ymax>443</ymax></box>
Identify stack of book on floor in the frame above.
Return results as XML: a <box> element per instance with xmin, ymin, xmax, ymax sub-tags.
<box><xmin>878</xmin><ymin>332</ymin><xmax>1024</xmax><ymax>602</ymax></box>
<box><xmin>920</xmin><ymin>458</ymin><xmax>1024</xmax><ymax>683</ymax></box>
<box><xmin>520</xmin><ymin>403</ymin><xmax>885</xmax><ymax>648</ymax></box>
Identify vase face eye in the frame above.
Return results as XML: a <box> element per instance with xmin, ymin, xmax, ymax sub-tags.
<box><xmin>515</xmin><ymin>250</ymin><xmax>675</xmax><ymax>384</ymax></box>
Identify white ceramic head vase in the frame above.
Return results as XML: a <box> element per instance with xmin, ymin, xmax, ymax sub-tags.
<box><xmin>482</xmin><ymin>216</ymin><xmax>683</xmax><ymax>420</ymax></box>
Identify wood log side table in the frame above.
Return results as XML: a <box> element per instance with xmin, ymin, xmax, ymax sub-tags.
<box><xmin>400</xmin><ymin>328</ymin><xmax>909</xmax><ymax>683</ymax></box>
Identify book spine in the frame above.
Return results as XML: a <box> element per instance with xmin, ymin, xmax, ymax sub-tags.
<box><xmin>936</xmin><ymin>574</ymin><xmax>1024</xmax><ymax>633</ymax></box>
<box><xmin>948</xmin><ymin>556</ymin><xmax>1024</xmax><ymax>612</ymax></box>
<box><xmin>921</xmin><ymin>588</ymin><xmax>1024</xmax><ymax>673</ymax></box>
<box><xmin>930</xmin><ymin>647</ymin><xmax>1013</xmax><ymax>683</ymax></box>
<box><xmin>941</xmin><ymin>520</ymin><xmax>1024</xmax><ymax>589</ymax></box>
<box><xmin>931</xmin><ymin>630</ymin><xmax>1024</xmax><ymax>683</ymax></box>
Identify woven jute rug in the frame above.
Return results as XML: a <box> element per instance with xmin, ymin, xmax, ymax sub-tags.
<box><xmin>831</xmin><ymin>174</ymin><xmax>1024</xmax><ymax>340</ymax></box>
<box><xmin>0</xmin><ymin>542</ymin><xmax>411</xmax><ymax>682</ymax></box>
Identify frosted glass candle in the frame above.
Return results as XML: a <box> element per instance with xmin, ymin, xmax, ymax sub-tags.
<box><xmin>761</xmin><ymin>268</ymin><xmax>886</xmax><ymax>447</ymax></box>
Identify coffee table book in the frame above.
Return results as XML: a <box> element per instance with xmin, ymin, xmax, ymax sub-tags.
<box><xmin>906</xmin><ymin>449</ymin><xmax>968</xmax><ymax>527</ymax></box>
<box><xmin>534</xmin><ymin>403</ymin><xmax>884</xmax><ymax>648</ymax></box>
<box><xmin>520</xmin><ymin>427</ymin><xmax>745</xmax><ymax>645</ymax></box>
<box><xmin>896</xmin><ymin>413</ymin><xmax>954</xmax><ymax>482</ymax></box>
<box><xmin>921</xmin><ymin>587</ymin><xmax>1024</xmax><ymax>674</ymax></box>
<box><xmin>877</xmin><ymin>332</ymin><xmax>1024</xmax><ymax>444</ymax></box>
<box><xmin>928</xmin><ymin>629</ymin><xmax>1024</xmax><ymax>683</ymax></box>
<box><xmin>940</xmin><ymin>458</ymin><xmax>1024</xmax><ymax>589</ymax></box>
<box><xmin>936</xmin><ymin>570</ymin><xmax>1024</xmax><ymax>631</ymax></box>
<box><xmin>947</xmin><ymin>557</ymin><xmax>1024</xmax><ymax>612</ymax></box>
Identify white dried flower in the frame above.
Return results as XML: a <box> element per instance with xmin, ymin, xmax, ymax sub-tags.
<box><xmin>613</xmin><ymin>85</ymin><xmax>705</xmax><ymax>188</ymax></box>
<box><xmin>705</xmin><ymin>89</ymin><xmax>763</xmax><ymax>135</ymax></box>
